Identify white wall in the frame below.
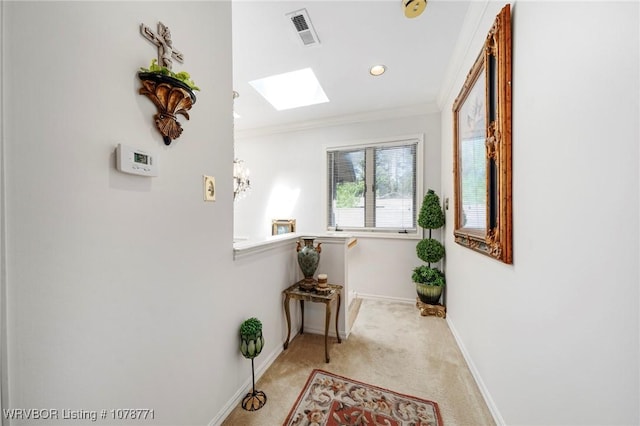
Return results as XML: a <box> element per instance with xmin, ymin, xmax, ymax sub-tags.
<box><xmin>441</xmin><ymin>2</ymin><xmax>639</xmax><ymax>424</ymax></box>
<box><xmin>1</xmin><ymin>2</ymin><xmax>252</xmax><ymax>424</ymax></box>
<box><xmin>234</xmin><ymin>112</ymin><xmax>442</xmax><ymax>301</ymax></box>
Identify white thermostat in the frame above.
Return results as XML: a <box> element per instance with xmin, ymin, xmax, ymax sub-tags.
<box><xmin>116</xmin><ymin>143</ymin><xmax>158</xmax><ymax>177</ymax></box>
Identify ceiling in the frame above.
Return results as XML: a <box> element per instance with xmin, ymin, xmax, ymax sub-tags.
<box><xmin>231</xmin><ymin>0</ymin><xmax>471</xmax><ymax>133</ymax></box>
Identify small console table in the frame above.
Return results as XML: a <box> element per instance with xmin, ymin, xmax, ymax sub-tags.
<box><xmin>282</xmin><ymin>282</ymin><xmax>343</xmax><ymax>363</ymax></box>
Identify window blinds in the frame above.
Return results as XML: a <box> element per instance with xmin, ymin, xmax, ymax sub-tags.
<box><xmin>327</xmin><ymin>139</ymin><xmax>418</xmax><ymax>233</ymax></box>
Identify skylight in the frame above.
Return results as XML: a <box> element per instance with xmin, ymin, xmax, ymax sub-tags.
<box><xmin>249</xmin><ymin>68</ymin><xmax>329</xmax><ymax>111</ymax></box>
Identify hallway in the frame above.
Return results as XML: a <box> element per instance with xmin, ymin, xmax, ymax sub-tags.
<box><xmin>223</xmin><ymin>299</ymin><xmax>494</xmax><ymax>425</ymax></box>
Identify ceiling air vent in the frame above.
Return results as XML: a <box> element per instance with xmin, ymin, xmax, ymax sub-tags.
<box><xmin>286</xmin><ymin>9</ymin><xmax>320</xmax><ymax>47</ymax></box>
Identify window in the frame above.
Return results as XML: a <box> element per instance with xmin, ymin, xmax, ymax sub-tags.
<box><xmin>326</xmin><ymin>136</ymin><xmax>422</xmax><ymax>234</ymax></box>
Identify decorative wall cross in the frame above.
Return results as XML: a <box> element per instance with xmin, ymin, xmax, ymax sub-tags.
<box><xmin>140</xmin><ymin>22</ymin><xmax>184</xmax><ymax>70</ymax></box>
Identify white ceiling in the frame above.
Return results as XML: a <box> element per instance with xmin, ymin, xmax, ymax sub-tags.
<box><xmin>231</xmin><ymin>0</ymin><xmax>471</xmax><ymax>133</ymax></box>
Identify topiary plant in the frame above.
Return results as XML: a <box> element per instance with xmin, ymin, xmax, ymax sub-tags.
<box><xmin>412</xmin><ymin>189</ymin><xmax>446</xmax><ymax>304</ymax></box>
<box><xmin>416</xmin><ymin>189</ymin><xmax>445</xmax><ymax>268</ymax></box>
<box><xmin>416</xmin><ymin>238</ymin><xmax>445</xmax><ymax>264</ymax></box>
<box><xmin>418</xmin><ymin>190</ymin><xmax>445</xmax><ymax>230</ymax></box>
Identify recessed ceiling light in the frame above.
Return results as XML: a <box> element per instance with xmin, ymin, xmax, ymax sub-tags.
<box><xmin>370</xmin><ymin>65</ymin><xmax>386</xmax><ymax>76</ymax></box>
<box><xmin>249</xmin><ymin>68</ymin><xmax>329</xmax><ymax>111</ymax></box>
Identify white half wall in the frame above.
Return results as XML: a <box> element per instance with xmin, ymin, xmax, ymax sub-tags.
<box><xmin>440</xmin><ymin>2</ymin><xmax>639</xmax><ymax>424</ymax></box>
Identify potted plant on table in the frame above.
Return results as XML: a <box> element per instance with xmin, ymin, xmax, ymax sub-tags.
<box><xmin>413</xmin><ymin>189</ymin><xmax>446</xmax><ymax>305</ymax></box>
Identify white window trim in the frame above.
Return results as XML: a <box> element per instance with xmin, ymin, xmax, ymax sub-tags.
<box><xmin>322</xmin><ymin>134</ymin><xmax>424</xmax><ymax>238</ymax></box>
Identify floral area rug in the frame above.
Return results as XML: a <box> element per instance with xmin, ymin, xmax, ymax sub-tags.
<box><xmin>283</xmin><ymin>369</ymin><xmax>442</xmax><ymax>426</ymax></box>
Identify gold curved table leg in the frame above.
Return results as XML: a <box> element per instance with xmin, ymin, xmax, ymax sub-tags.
<box><xmin>300</xmin><ymin>300</ymin><xmax>304</xmax><ymax>335</ymax></box>
<box><xmin>325</xmin><ymin>301</ymin><xmax>331</xmax><ymax>363</ymax></box>
<box><xmin>335</xmin><ymin>292</ymin><xmax>342</xmax><ymax>344</ymax></box>
<box><xmin>283</xmin><ymin>294</ymin><xmax>291</xmax><ymax>350</ymax></box>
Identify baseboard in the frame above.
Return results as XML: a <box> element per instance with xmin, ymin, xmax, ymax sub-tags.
<box><xmin>356</xmin><ymin>292</ymin><xmax>415</xmax><ymax>305</ymax></box>
<box><xmin>446</xmin><ymin>315</ymin><xmax>505</xmax><ymax>426</ymax></box>
<box><xmin>301</xmin><ymin>326</ymin><xmax>345</xmax><ymax>339</ymax></box>
<box><xmin>207</xmin><ymin>335</ymin><xmax>293</xmax><ymax>426</ymax></box>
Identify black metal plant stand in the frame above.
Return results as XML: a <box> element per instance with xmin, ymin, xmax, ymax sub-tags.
<box><xmin>241</xmin><ymin>358</ymin><xmax>267</xmax><ymax>411</ymax></box>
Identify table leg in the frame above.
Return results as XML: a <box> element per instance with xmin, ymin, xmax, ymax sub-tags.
<box><xmin>283</xmin><ymin>295</ymin><xmax>291</xmax><ymax>350</ymax></box>
<box><xmin>324</xmin><ymin>301</ymin><xmax>331</xmax><ymax>363</ymax></box>
<box><xmin>335</xmin><ymin>292</ymin><xmax>342</xmax><ymax>344</ymax></box>
<box><xmin>299</xmin><ymin>300</ymin><xmax>305</xmax><ymax>335</ymax></box>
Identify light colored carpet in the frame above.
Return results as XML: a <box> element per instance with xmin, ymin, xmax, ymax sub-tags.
<box><xmin>222</xmin><ymin>299</ymin><xmax>495</xmax><ymax>426</ymax></box>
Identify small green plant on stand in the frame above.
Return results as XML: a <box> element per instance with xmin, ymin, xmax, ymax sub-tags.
<box><xmin>239</xmin><ymin>317</ymin><xmax>267</xmax><ymax>411</ymax></box>
<box><xmin>413</xmin><ymin>189</ymin><xmax>446</xmax><ymax>305</ymax></box>
<box><xmin>239</xmin><ymin>317</ymin><xmax>263</xmax><ymax>358</ymax></box>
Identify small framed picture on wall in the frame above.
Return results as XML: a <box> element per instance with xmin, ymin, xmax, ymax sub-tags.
<box><xmin>272</xmin><ymin>219</ymin><xmax>296</xmax><ymax>235</ymax></box>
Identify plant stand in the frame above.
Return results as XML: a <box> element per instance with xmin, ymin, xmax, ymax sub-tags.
<box><xmin>416</xmin><ymin>298</ymin><xmax>446</xmax><ymax>318</ymax></box>
<box><xmin>138</xmin><ymin>72</ymin><xmax>196</xmax><ymax>146</ymax></box>
<box><xmin>241</xmin><ymin>358</ymin><xmax>267</xmax><ymax>411</ymax></box>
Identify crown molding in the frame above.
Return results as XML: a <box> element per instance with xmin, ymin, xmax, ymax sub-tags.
<box><xmin>437</xmin><ymin>0</ymin><xmax>492</xmax><ymax>109</ymax></box>
<box><xmin>234</xmin><ymin>102</ymin><xmax>440</xmax><ymax>140</ymax></box>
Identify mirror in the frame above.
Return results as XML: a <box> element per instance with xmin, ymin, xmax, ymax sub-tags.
<box><xmin>453</xmin><ymin>4</ymin><xmax>512</xmax><ymax>264</ymax></box>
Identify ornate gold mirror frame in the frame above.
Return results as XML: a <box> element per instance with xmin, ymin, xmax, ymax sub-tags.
<box><xmin>453</xmin><ymin>5</ymin><xmax>512</xmax><ymax>264</ymax></box>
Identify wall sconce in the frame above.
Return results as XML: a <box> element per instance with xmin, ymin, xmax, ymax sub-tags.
<box><xmin>233</xmin><ymin>159</ymin><xmax>251</xmax><ymax>201</ymax></box>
